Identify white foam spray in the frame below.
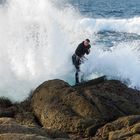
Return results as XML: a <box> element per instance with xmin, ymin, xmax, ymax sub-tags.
<box><xmin>81</xmin><ymin>41</ymin><xmax>140</xmax><ymax>89</ymax></box>
<box><xmin>0</xmin><ymin>0</ymin><xmax>140</xmax><ymax>101</ymax></box>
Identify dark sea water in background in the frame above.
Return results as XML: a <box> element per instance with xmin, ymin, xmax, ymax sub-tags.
<box><xmin>69</xmin><ymin>0</ymin><xmax>140</xmax><ymax>18</ymax></box>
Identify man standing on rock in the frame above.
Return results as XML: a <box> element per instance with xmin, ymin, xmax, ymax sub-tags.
<box><xmin>72</xmin><ymin>39</ymin><xmax>91</xmax><ymax>85</ymax></box>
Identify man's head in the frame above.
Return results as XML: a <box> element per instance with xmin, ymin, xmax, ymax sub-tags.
<box><xmin>84</xmin><ymin>39</ymin><xmax>90</xmax><ymax>47</ymax></box>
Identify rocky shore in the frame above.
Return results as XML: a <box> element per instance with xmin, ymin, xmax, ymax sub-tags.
<box><xmin>0</xmin><ymin>77</ymin><xmax>140</xmax><ymax>140</ymax></box>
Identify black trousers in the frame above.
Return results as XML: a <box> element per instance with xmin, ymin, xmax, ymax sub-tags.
<box><xmin>72</xmin><ymin>54</ymin><xmax>81</xmax><ymax>84</ymax></box>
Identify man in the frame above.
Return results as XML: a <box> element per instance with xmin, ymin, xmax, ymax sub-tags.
<box><xmin>72</xmin><ymin>39</ymin><xmax>91</xmax><ymax>84</ymax></box>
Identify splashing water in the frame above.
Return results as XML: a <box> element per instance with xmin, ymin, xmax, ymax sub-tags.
<box><xmin>0</xmin><ymin>0</ymin><xmax>140</xmax><ymax>101</ymax></box>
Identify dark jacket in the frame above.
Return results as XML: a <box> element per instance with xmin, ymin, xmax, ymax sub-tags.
<box><xmin>75</xmin><ymin>41</ymin><xmax>91</xmax><ymax>58</ymax></box>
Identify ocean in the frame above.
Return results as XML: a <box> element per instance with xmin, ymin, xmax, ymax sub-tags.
<box><xmin>0</xmin><ymin>0</ymin><xmax>140</xmax><ymax>101</ymax></box>
<box><xmin>70</xmin><ymin>0</ymin><xmax>140</xmax><ymax>18</ymax></box>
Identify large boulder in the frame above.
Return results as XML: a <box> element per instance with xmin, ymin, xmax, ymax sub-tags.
<box><xmin>31</xmin><ymin>78</ymin><xmax>140</xmax><ymax>137</ymax></box>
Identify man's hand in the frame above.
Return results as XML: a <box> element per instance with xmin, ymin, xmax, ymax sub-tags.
<box><xmin>83</xmin><ymin>56</ymin><xmax>88</xmax><ymax>60</ymax></box>
<box><xmin>80</xmin><ymin>56</ymin><xmax>88</xmax><ymax>64</ymax></box>
<box><xmin>86</xmin><ymin>49</ymin><xmax>90</xmax><ymax>55</ymax></box>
